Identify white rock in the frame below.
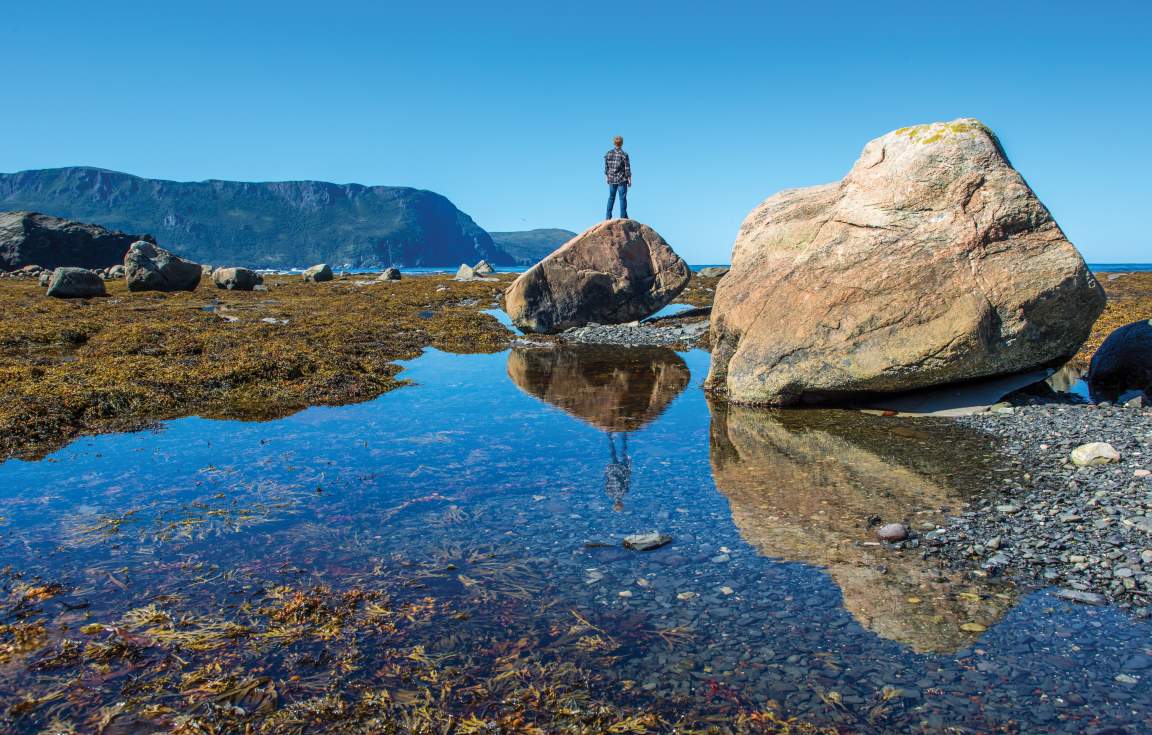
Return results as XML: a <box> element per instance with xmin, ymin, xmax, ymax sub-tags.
<box><xmin>1070</xmin><ymin>442</ymin><xmax>1121</xmax><ymax>467</ymax></box>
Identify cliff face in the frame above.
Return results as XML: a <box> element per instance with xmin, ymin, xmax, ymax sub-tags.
<box><xmin>0</xmin><ymin>167</ymin><xmax>513</xmax><ymax>268</ymax></box>
<box><xmin>489</xmin><ymin>228</ymin><xmax>576</xmax><ymax>266</ymax></box>
<box><xmin>0</xmin><ymin>211</ymin><xmax>154</xmax><ymax>270</ymax></box>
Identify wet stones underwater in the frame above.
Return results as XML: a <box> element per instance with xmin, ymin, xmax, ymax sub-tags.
<box><xmin>0</xmin><ymin>348</ymin><xmax>1150</xmax><ymax>733</ymax></box>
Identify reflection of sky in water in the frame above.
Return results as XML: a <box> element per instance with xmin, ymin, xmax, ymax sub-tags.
<box><xmin>1</xmin><ymin>348</ymin><xmax>1150</xmax><ymax>732</ymax></box>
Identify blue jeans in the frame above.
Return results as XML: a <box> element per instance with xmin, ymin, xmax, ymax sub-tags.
<box><xmin>606</xmin><ymin>183</ymin><xmax>628</xmax><ymax>219</ymax></box>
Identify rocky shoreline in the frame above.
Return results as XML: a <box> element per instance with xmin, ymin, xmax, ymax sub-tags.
<box><xmin>926</xmin><ymin>399</ymin><xmax>1152</xmax><ymax>614</ymax></box>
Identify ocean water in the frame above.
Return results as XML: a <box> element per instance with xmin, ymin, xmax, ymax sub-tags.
<box><xmin>0</xmin><ymin>347</ymin><xmax>1149</xmax><ymax>732</ymax></box>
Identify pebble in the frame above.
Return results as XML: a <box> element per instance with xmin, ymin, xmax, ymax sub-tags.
<box><xmin>676</xmin><ymin>591</ymin><xmax>697</xmax><ymax>601</ymax></box>
<box><xmin>1070</xmin><ymin>442</ymin><xmax>1121</xmax><ymax>467</ymax></box>
<box><xmin>876</xmin><ymin>523</ymin><xmax>909</xmax><ymax>542</ymax></box>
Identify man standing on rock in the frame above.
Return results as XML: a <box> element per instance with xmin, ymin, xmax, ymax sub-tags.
<box><xmin>605</xmin><ymin>136</ymin><xmax>631</xmax><ymax>219</ymax></box>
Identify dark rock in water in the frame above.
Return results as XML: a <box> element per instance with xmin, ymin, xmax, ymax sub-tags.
<box><xmin>706</xmin><ymin>119</ymin><xmax>1104</xmax><ymax>405</ymax></box>
<box><xmin>379</xmin><ymin>267</ymin><xmax>401</xmax><ymax>281</ymax></box>
<box><xmin>876</xmin><ymin>523</ymin><xmax>909</xmax><ymax>542</ymax></box>
<box><xmin>45</xmin><ymin>267</ymin><xmax>106</xmax><ymax>298</ymax></box>
<box><xmin>1088</xmin><ymin>320</ymin><xmax>1152</xmax><ymax>401</ymax></box>
<box><xmin>0</xmin><ymin>211</ymin><xmax>153</xmax><ymax>270</ymax></box>
<box><xmin>504</xmin><ymin>219</ymin><xmax>691</xmax><ymax>334</ymax></box>
<box><xmin>212</xmin><ymin>267</ymin><xmax>261</xmax><ymax>291</ymax></box>
<box><xmin>302</xmin><ymin>264</ymin><xmax>333</xmax><ymax>283</ymax></box>
<box><xmin>0</xmin><ymin>166</ymin><xmax>513</xmax><ymax>268</ymax></box>
<box><xmin>125</xmin><ymin>241</ymin><xmax>202</xmax><ymax>292</ymax></box>
<box><xmin>623</xmin><ymin>532</ymin><xmax>672</xmax><ymax>551</ymax></box>
<box><xmin>489</xmin><ymin>228</ymin><xmax>577</xmax><ymax>266</ymax></box>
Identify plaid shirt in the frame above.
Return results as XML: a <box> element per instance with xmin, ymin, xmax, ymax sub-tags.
<box><xmin>604</xmin><ymin>148</ymin><xmax>631</xmax><ymax>185</ymax></box>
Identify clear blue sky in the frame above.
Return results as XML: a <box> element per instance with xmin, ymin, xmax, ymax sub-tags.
<box><xmin>4</xmin><ymin>1</ymin><xmax>1149</xmax><ymax>263</ymax></box>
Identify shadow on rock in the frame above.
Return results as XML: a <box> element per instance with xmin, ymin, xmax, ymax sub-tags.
<box><xmin>708</xmin><ymin>402</ymin><xmax>1019</xmax><ymax>653</ymax></box>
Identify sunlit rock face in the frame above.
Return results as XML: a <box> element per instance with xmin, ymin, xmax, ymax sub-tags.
<box><xmin>706</xmin><ymin>119</ymin><xmax>1105</xmax><ymax>405</ymax></box>
<box><xmin>708</xmin><ymin>403</ymin><xmax>1017</xmax><ymax>653</ymax></box>
<box><xmin>503</xmin><ymin>220</ymin><xmax>691</xmax><ymax>334</ymax></box>
<box><xmin>506</xmin><ymin>346</ymin><xmax>690</xmax><ymax>432</ymax></box>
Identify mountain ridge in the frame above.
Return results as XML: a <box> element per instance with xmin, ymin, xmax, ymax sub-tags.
<box><xmin>0</xmin><ymin>166</ymin><xmax>514</xmax><ymax>268</ymax></box>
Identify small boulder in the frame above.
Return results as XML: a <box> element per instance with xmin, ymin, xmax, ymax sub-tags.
<box><xmin>455</xmin><ymin>263</ymin><xmax>475</xmax><ymax>281</ymax></box>
<box><xmin>379</xmin><ymin>267</ymin><xmax>402</xmax><ymax>281</ymax></box>
<box><xmin>38</xmin><ymin>270</ymin><xmax>54</xmax><ymax>287</ymax></box>
<box><xmin>106</xmin><ymin>264</ymin><xmax>125</xmax><ymax>280</ymax></box>
<box><xmin>201</xmin><ymin>264</ymin><xmax>215</xmax><ymax>277</ymax></box>
<box><xmin>45</xmin><ymin>267</ymin><xmax>106</xmax><ymax>299</ymax></box>
<box><xmin>302</xmin><ymin>263</ymin><xmax>333</xmax><ymax>283</ymax></box>
<box><xmin>876</xmin><ymin>523</ymin><xmax>909</xmax><ymax>542</ymax></box>
<box><xmin>473</xmin><ymin>259</ymin><xmax>494</xmax><ymax>276</ymax></box>
<box><xmin>503</xmin><ymin>219</ymin><xmax>691</xmax><ymax>334</ymax></box>
<box><xmin>212</xmin><ymin>267</ymin><xmax>262</xmax><ymax>291</ymax></box>
<box><xmin>125</xmin><ymin>241</ymin><xmax>202</xmax><ymax>292</ymax></box>
<box><xmin>1070</xmin><ymin>442</ymin><xmax>1120</xmax><ymax>467</ymax></box>
<box><xmin>698</xmin><ymin>266</ymin><xmax>730</xmax><ymax>278</ymax></box>
<box><xmin>1088</xmin><ymin>320</ymin><xmax>1152</xmax><ymax>402</ymax></box>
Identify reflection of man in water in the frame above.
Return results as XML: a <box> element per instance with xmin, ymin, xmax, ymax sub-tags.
<box><xmin>604</xmin><ymin>433</ymin><xmax>632</xmax><ymax>511</ymax></box>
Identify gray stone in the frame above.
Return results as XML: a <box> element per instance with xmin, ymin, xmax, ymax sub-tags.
<box><xmin>212</xmin><ymin>267</ymin><xmax>261</xmax><ymax>291</ymax></box>
<box><xmin>302</xmin><ymin>263</ymin><xmax>333</xmax><ymax>283</ymax></box>
<box><xmin>1052</xmin><ymin>588</ymin><xmax>1107</xmax><ymax>605</ymax></box>
<box><xmin>45</xmin><ymin>267</ymin><xmax>106</xmax><ymax>299</ymax></box>
<box><xmin>623</xmin><ymin>532</ymin><xmax>672</xmax><ymax>551</ymax></box>
<box><xmin>124</xmin><ymin>241</ymin><xmax>202</xmax><ymax>292</ymax></box>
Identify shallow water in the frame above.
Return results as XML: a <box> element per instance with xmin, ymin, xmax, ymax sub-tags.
<box><xmin>1</xmin><ymin>347</ymin><xmax>1150</xmax><ymax>732</ymax></box>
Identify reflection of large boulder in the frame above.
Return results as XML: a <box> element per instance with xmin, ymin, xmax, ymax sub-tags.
<box><xmin>503</xmin><ymin>220</ymin><xmax>691</xmax><ymax>334</ymax></box>
<box><xmin>709</xmin><ymin>402</ymin><xmax>1015</xmax><ymax>653</ymax></box>
<box><xmin>507</xmin><ymin>346</ymin><xmax>690</xmax><ymax>432</ymax></box>
<box><xmin>1088</xmin><ymin>320</ymin><xmax>1152</xmax><ymax>402</ymax></box>
<box><xmin>706</xmin><ymin>119</ymin><xmax>1105</xmax><ymax>406</ymax></box>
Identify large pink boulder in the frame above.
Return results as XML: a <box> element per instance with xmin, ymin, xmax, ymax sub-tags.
<box><xmin>706</xmin><ymin>119</ymin><xmax>1105</xmax><ymax>405</ymax></box>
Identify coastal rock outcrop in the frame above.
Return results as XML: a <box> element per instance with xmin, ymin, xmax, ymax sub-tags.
<box><xmin>379</xmin><ymin>267</ymin><xmax>401</xmax><ymax>281</ymax></box>
<box><xmin>212</xmin><ymin>267</ymin><xmax>261</xmax><ymax>291</ymax></box>
<box><xmin>697</xmin><ymin>266</ymin><xmax>730</xmax><ymax>278</ymax></box>
<box><xmin>125</xmin><ymin>241</ymin><xmax>202</xmax><ymax>292</ymax></box>
<box><xmin>45</xmin><ymin>267</ymin><xmax>106</xmax><ymax>298</ymax></box>
<box><xmin>503</xmin><ymin>220</ymin><xmax>691</xmax><ymax>334</ymax></box>
<box><xmin>473</xmin><ymin>259</ymin><xmax>494</xmax><ymax>276</ymax></box>
<box><xmin>1088</xmin><ymin>320</ymin><xmax>1152</xmax><ymax>401</ymax></box>
<box><xmin>706</xmin><ymin>119</ymin><xmax>1105</xmax><ymax>405</ymax></box>
<box><xmin>302</xmin><ymin>264</ymin><xmax>333</xmax><ymax>283</ymax></box>
<box><xmin>0</xmin><ymin>211</ymin><xmax>153</xmax><ymax>270</ymax></box>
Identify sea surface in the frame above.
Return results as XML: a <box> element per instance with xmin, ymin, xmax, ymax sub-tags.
<box><xmin>1</xmin><ymin>348</ymin><xmax>1150</xmax><ymax>731</ymax></box>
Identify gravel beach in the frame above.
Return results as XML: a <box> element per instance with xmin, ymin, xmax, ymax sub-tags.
<box><xmin>927</xmin><ymin>399</ymin><xmax>1152</xmax><ymax>613</ymax></box>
